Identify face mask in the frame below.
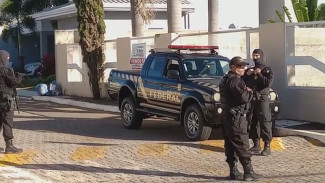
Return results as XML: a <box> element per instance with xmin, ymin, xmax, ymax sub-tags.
<box><xmin>6</xmin><ymin>61</ymin><xmax>13</xmax><ymax>69</ymax></box>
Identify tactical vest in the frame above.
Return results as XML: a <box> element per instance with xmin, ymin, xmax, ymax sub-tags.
<box><xmin>258</xmin><ymin>66</ymin><xmax>271</xmax><ymax>96</ymax></box>
<box><xmin>0</xmin><ymin>68</ymin><xmax>14</xmax><ymax>101</ymax></box>
<box><xmin>219</xmin><ymin>72</ymin><xmax>249</xmax><ymax>114</ymax></box>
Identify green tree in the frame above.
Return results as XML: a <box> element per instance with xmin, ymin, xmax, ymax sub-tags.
<box><xmin>269</xmin><ymin>0</ymin><xmax>325</xmax><ymax>22</ymax></box>
<box><xmin>0</xmin><ymin>0</ymin><xmax>69</xmax><ymax>71</ymax></box>
<box><xmin>74</xmin><ymin>0</ymin><xmax>105</xmax><ymax>99</ymax></box>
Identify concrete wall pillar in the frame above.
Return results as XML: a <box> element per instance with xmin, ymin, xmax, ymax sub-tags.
<box><xmin>259</xmin><ymin>0</ymin><xmax>285</xmax><ymax>24</ymax></box>
<box><xmin>259</xmin><ymin>23</ymin><xmax>325</xmax><ymax>123</ymax></box>
<box><xmin>116</xmin><ymin>37</ymin><xmax>131</xmax><ymax>70</ymax></box>
<box><xmin>154</xmin><ymin>33</ymin><xmax>180</xmax><ymax>49</ymax></box>
<box><xmin>259</xmin><ymin>23</ymin><xmax>286</xmax><ymax>118</ymax></box>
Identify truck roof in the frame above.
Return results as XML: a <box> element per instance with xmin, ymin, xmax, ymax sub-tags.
<box><xmin>151</xmin><ymin>51</ymin><xmax>230</xmax><ymax>61</ymax></box>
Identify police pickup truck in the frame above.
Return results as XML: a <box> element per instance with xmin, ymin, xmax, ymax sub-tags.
<box><xmin>107</xmin><ymin>45</ymin><xmax>280</xmax><ymax>141</ymax></box>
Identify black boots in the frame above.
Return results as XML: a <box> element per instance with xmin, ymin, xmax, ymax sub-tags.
<box><xmin>261</xmin><ymin>141</ymin><xmax>271</xmax><ymax>156</ymax></box>
<box><xmin>228</xmin><ymin>162</ymin><xmax>243</xmax><ymax>180</ymax></box>
<box><xmin>251</xmin><ymin>139</ymin><xmax>271</xmax><ymax>156</ymax></box>
<box><xmin>250</xmin><ymin>139</ymin><xmax>261</xmax><ymax>155</ymax></box>
<box><xmin>243</xmin><ymin>163</ymin><xmax>260</xmax><ymax>181</ymax></box>
<box><xmin>5</xmin><ymin>140</ymin><xmax>23</xmax><ymax>154</ymax></box>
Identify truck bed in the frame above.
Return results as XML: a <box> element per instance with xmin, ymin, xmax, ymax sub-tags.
<box><xmin>108</xmin><ymin>69</ymin><xmax>141</xmax><ymax>100</ymax></box>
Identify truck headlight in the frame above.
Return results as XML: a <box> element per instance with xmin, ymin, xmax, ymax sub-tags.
<box><xmin>268</xmin><ymin>88</ymin><xmax>278</xmax><ymax>101</ymax></box>
<box><xmin>213</xmin><ymin>93</ymin><xmax>220</xmax><ymax>101</ymax></box>
<box><xmin>269</xmin><ymin>92</ymin><xmax>277</xmax><ymax>101</ymax></box>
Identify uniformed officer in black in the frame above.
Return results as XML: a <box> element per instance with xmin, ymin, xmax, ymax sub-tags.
<box><xmin>219</xmin><ymin>56</ymin><xmax>260</xmax><ymax>181</ymax></box>
<box><xmin>242</xmin><ymin>49</ymin><xmax>274</xmax><ymax>156</ymax></box>
<box><xmin>0</xmin><ymin>50</ymin><xmax>24</xmax><ymax>154</ymax></box>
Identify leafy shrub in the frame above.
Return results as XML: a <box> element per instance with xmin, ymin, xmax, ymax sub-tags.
<box><xmin>18</xmin><ymin>74</ymin><xmax>56</xmax><ymax>88</ymax></box>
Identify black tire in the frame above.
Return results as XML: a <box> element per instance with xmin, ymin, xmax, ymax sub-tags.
<box><xmin>120</xmin><ymin>96</ymin><xmax>143</xmax><ymax>129</ymax></box>
<box><xmin>184</xmin><ymin>104</ymin><xmax>212</xmax><ymax>141</ymax></box>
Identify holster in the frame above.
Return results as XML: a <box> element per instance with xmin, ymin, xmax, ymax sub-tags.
<box><xmin>0</xmin><ymin>93</ymin><xmax>15</xmax><ymax>112</ymax></box>
<box><xmin>246</xmin><ymin>111</ymin><xmax>253</xmax><ymax>133</ymax></box>
<box><xmin>229</xmin><ymin>108</ymin><xmax>243</xmax><ymax>128</ymax></box>
<box><xmin>253</xmin><ymin>91</ymin><xmax>261</xmax><ymax>101</ymax></box>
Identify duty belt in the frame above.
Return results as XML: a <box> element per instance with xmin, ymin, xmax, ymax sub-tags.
<box><xmin>229</xmin><ymin>108</ymin><xmax>247</xmax><ymax>116</ymax></box>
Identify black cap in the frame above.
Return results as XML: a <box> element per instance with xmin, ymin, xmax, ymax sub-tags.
<box><xmin>229</xmin><ymin>56</ymin><xmax>249</xmax><ymax>67</ymax></box>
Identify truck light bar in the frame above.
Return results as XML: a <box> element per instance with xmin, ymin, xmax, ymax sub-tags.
<box><xmin>168</xmin><ymin>45</ymin><xmax>219</xmax><ymax>50</ymax></box>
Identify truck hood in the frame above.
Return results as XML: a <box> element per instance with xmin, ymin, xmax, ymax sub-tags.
<box><xmin>191</xmin><ymin>78</ymin><xmax>222</xmax><ymax>92</ymax></box>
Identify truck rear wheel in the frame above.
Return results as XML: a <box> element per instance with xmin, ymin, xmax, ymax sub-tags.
<box><xmin>184</xmin><ymin>104</ymin><xmax>212</xmax><ymax>141</ymax></box>
<box><xmin>121</xmin><ymin>97</ymin><xmax>143</xmax><ymax>129</ymax></box>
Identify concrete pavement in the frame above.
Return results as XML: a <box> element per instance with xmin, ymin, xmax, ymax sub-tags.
<box><xmin>0</xmin><ymin>99</ymin><xmax>324</xmax><ymax>182</ymax></box>
<box><xmin>17</xmin><ymin>88</ymin><xmax>325</xmax><ymax>144</ymax></box>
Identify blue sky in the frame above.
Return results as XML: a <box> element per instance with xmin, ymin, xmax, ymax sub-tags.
<box><xmin>188</xmin><ymin>0</ymin><xmax>325</xmax><ymax>30</ymax></box>
<box><xmin>188</xmin><ymin>0</ymin><xmax>258</xmax><ymax>30</ymax></box>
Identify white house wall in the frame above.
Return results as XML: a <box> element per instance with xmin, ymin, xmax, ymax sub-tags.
<box><xmin>57</xmin><ymin>11</ymin><xmax>173</xmax><ymax>40</ymax></box>
<box><xmin>58</xmin><ymin>17</ymin><xmax>79</xmax><ymax>30</ymax></box>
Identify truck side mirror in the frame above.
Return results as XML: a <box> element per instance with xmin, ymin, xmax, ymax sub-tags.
<box><xmin>167</xmin><ymin>70</ymin><xmax>179</xmax><ymax>79</ymax></box>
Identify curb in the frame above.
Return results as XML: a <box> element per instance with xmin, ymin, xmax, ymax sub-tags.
<box><xmin>276</xmin><ymin>127</ymin><xmax>325</xmax><ymax>144</ymax></box>
<box><xmin>31</xmin><ymin>96</ymin><xmax>120</xmax><ymax>113</ymax></box>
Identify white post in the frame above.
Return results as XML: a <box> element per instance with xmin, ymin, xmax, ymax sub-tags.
<box><xmin>208</xmin><ymin>0</ymin><xmax>219</xmax><ymax>45</ymax></box>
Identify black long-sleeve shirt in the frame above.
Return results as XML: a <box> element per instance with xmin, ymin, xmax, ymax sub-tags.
<box><xmin>242</xmin><ymin>67</ymin><xmax>274</xmax><ymax>96</ymax></box>
<box><xmin>220</xmin><ymin>71</ymin><xmax>253</xmax><ymax>110</ymax></box>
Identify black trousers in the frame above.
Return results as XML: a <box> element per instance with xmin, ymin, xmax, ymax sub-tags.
<box><xmin>222</xmin><ymin>112</ymin><xmax>252</xmax><ymax>166</ymax></box>
<box><xmin>249</xmin><ymin>97</ymin><xmax>272</xmax><ymax>142</ymax></box>
<box><xmin>0</xmin><ymin>103</ymin><xmax>14</xmax><ymax>141</ymax></box>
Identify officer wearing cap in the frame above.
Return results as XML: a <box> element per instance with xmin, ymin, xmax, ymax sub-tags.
<box><xmin>219</xmin><ymin>56</ymin><xmax>260</xmax><ymax>181</ymax></box>
<box><xmin>242</xmin><ymin>49</ymin><xmax>274</xmax><ymax>156</ymax></box>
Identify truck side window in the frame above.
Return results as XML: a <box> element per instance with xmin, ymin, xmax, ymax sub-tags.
<box><xmin>147</xmin><ymin>57</ymin><xmax>167</xmax><ymax>77</ymax></box>
<box><xmin>219</xmin><ymin>60</ymin><xmax>229</xmax><ymax>75</ymax></box>
<box><xmin>183</xmin><ymin>60</ymin><xmax>197</xmax><ymax>77</ymax></box>
<box><xmin>164</xmin><ymin>59</ymin><xmax>179</xmax><ymax>77</ymax></box>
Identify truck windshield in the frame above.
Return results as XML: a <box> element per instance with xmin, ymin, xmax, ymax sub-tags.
<box><xmin>183</xmin><ymin>58</ymin><xmax>229</xmax><ymax>79</ymax></box>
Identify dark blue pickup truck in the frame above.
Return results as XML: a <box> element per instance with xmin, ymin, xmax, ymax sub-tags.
<box><xmin>107</xmin><ymin>46</ymin><xmax>280</xmax><ymax>141</ymax></box>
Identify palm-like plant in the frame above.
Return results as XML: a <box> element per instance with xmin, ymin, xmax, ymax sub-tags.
<box><xmin>291</xmin><ymin>0</ymin><xmax>325</xmax><ymax>22</ymax></box>
<box><xmin>131</xmin><ymin>0</ymin><xmax>155</xmax><ymax>37</ymax></box>
<box><xmin>133</xmin><ymin>0</ymin><xmax>155</xmax><ymax>24</ymax></box>
<box><xmin>269</xmin><ymin>0</ymin><xmax>325</xmax><ymax>23</ymax></box>
<box><xmin>74</xmin><ymin>0</ymin><xmax>106</xmax><ymax>99</ymax></box>
<box><xmin>0</xmin><ymin>0</ymin><xmax>69</xmax><ymax>71</ymax></box>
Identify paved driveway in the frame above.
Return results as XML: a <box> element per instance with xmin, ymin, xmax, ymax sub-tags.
<box><xmin>0</xmin><ymin>99</ymin><xmax>324</xmax><ymax>182</ymax></box>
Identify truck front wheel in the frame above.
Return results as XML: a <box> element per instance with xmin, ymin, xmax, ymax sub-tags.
<box><xmin>184</xmin><ymin>104</ymin><xmax>212</xmax><ymax>141</ymax></box>
<box><xmin>121</xmin><ymin>97</ymin><xmax>143</xmax><ymax>129</ymax></box>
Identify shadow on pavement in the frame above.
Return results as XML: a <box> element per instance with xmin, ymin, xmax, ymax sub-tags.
<box><xmin>43</xmin><ymin>141</ymin><xmax>118</xmax><ymax>147</ymax></box>
<box><xmin>0</xmin><ymin>161</ymin><xmax>227</xmax><ymax>181</ymax></box>
<box><xmin>19</xmin><ymin>99</ymin><xmax>114</xmax><ymax>114</ymax></box>
<box><xmin>15</xmin><ymin>99</ymin><xmax>224</xmax><ymax>142</ymax></box>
